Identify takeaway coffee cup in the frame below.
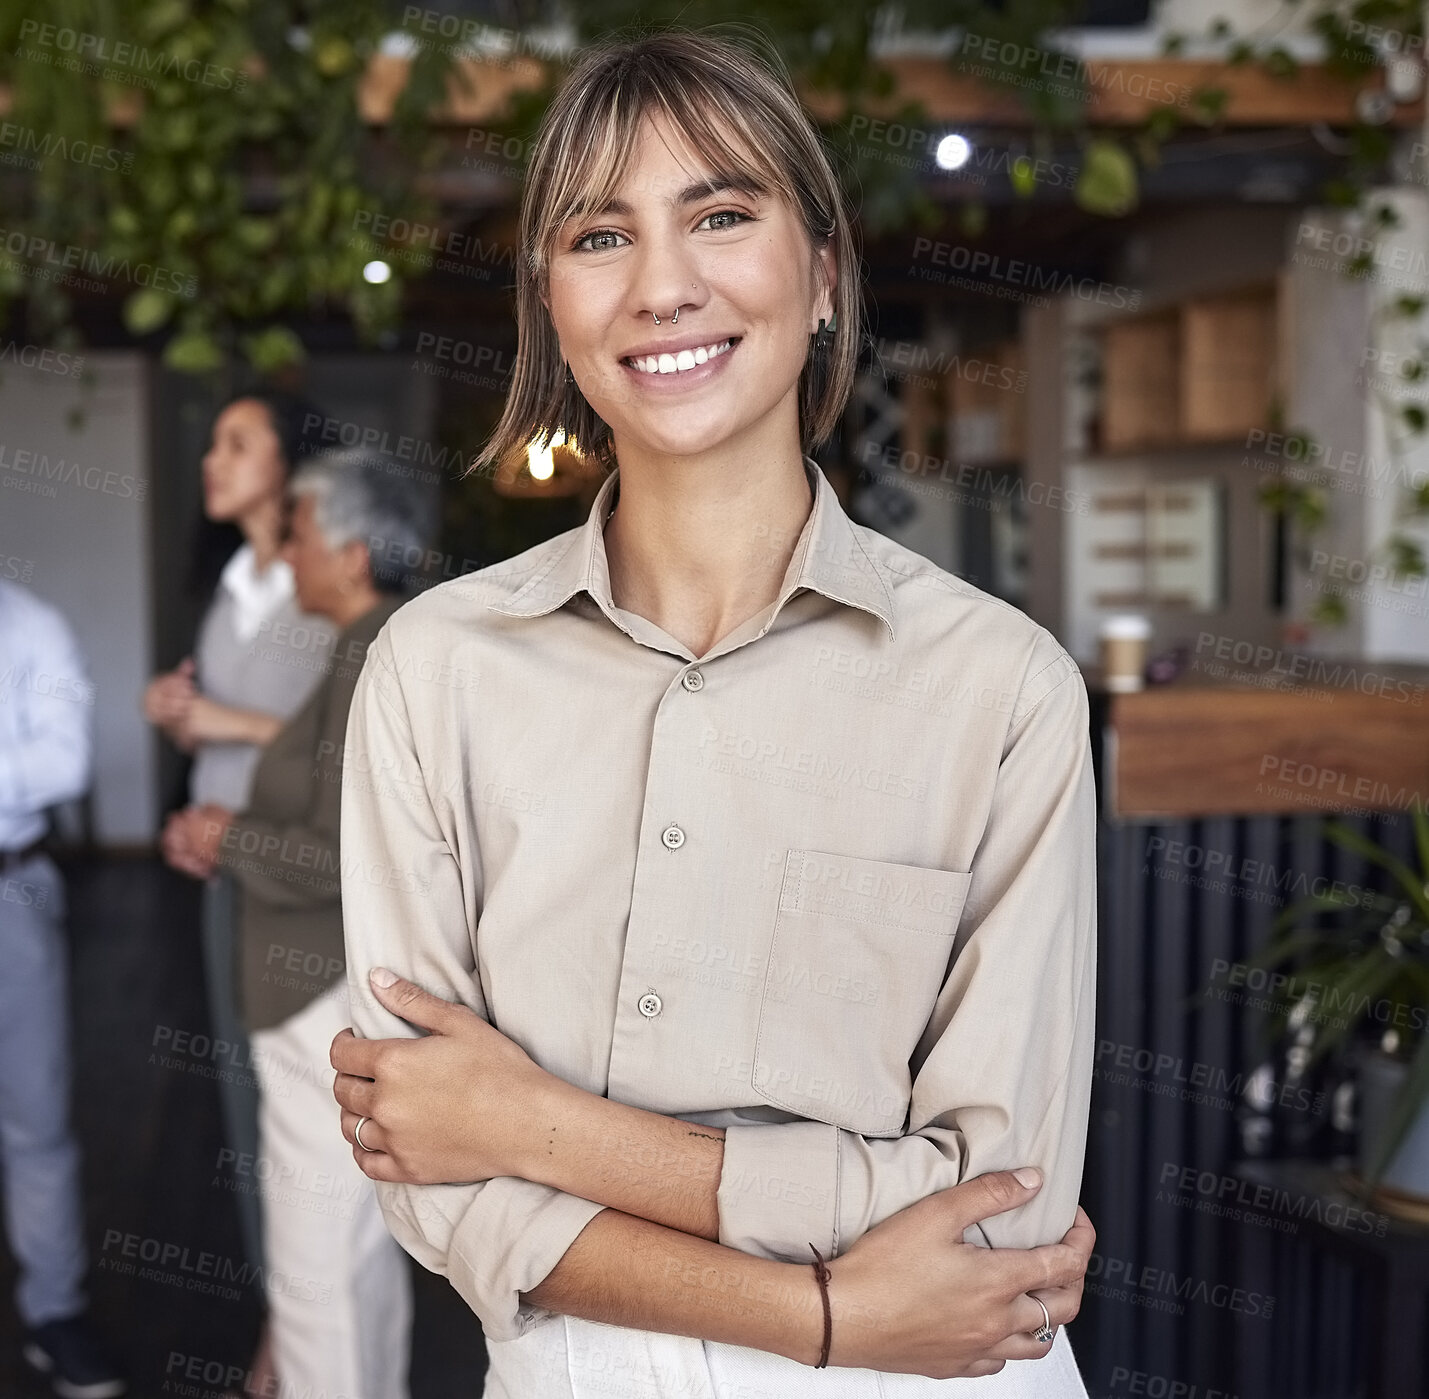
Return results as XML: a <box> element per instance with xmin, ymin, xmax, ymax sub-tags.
<box><xmin>1099</xmin><ymin>615</ymin><xmax>1151</xmax><ymax>693</ymax></box>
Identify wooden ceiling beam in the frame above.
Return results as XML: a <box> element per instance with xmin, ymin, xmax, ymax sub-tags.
<box><xmin>2</xmin><ymin>53</ymin><xmax>1417</xmax><ymax>130</ymax></box>
<box><xmin>360</xmin><ymin>53</ymin><xmax>1422</xmax><ymax>129</ymax></box>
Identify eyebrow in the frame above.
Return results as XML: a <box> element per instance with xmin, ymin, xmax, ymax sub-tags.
<box><xmin>577</xmin><ymin>176</ymin><xmax>764</xmax><ymax>221</ymax></box>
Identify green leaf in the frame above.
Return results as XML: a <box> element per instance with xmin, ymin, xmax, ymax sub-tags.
<box><xmin>122</xmin><ymin>288</ymin><xmax>175</xmax><ymax>336</ymax></box>
<box><xmin>1075</xmin><ymin>138</ymin><xmax>1138</xmax><ymax>217</ymax></box>
<box><xmin>240</xmin><ymin>325</ymin><xmax>305</xmax><ymax>373</ymax></box>
<box><xmin>1325</xmin><ymin>822</ymin><xmax>1429</xmax><ymax>923</ymax></box>
<box><xmin>314</xmin><ymin>37</ymin><xmax>355</xmax><ymax>77</ymax></box>
<box><xmin>1009</xmin><ymin>155</ymin><xmax>1037</xmax><ymax>199</ymax></box>
<box><xmin>1413</xmin><ymin>809</ymin><xmax>1429</xmax><ymax>886</ymax></box>
<box><xmin>110</xmin><ymin>207</ymin><xmax>141</xmax><ymax>238</ymax></box>
<box><xmin>1311</xmin><ymin>592</ymin><xmax>1349</xmax><ymax>626</ymax></box>
<box><xmin>163</xmin><ymin>330</ymin><xmax>225</xmax><ymax>373</ymax></box>
<box><xmin>235</xmin><ymin>218</ymin><xmax>278</xmax><ymax>252</ymax></box>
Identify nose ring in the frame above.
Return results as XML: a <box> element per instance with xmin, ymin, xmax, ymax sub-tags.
<box><xmin>652</xmin><ymin>309</ymin><xmax>679</xmax><ymax>324</ymax></box>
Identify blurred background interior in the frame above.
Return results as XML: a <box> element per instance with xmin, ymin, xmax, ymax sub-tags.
<box><xmin>2</xmin><ymin>1</ymin><xmax>1429</xmax><ymax>1396</ymax></box>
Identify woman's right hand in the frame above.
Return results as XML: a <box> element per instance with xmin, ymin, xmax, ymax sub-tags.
<box><xmin>144</xmin><ymin>658</ymin><xmax>197</xmax><ymax>731</ymax></box>
<box><xmin>821</xmin><ymin>1170</ymin><xmax>1094</xmax><ymax>1379</ymax></box>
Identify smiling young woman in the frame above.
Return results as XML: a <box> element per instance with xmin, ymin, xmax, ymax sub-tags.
<box><xmin>332</xmin><ymin>27</ymin><xmax>1098</xmax><ymax>1399</ymax></box>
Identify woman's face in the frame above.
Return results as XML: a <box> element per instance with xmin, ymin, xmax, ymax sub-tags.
<box><xmin>202</xmin><ymin>398</ymin><xmax>287</xmax><ymax>522</ymax></box>
<box><xmin>545</xmin><ymin>112</ymin><xmax>834</xmax><ymax>463</ymax></box>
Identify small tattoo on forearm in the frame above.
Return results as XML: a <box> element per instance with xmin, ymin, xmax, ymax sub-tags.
<box><xmin>687</xmin><ymin>1130</ymin><xmax>722</xmax><ymax>1142</ymax></box>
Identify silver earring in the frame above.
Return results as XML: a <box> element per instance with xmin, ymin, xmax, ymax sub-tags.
<box><xmin>672</xmin><ymin>307</ymin><xmax>679</xmax><ymax>324</ymax></box>
<box><xmin>652</xmin><ymin>311</ymin><xmax>660</xmax><ymax>324</ymax></box>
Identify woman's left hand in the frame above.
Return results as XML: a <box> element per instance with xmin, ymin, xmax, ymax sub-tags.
<box><xmin>330</xmin><ymin>968</ymin><xmax>557</xmax><ymax>1186</ymax></box>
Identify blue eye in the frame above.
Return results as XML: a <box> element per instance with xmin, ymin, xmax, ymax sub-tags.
<box><xmin>573</xmin><ymin>228</ymin><xmax>627</xmax><ymax>253</ymax></box>
<box><xmin>699</xmin><ymin>209</ymin><xmax>751</xmax><ymax>231</ymax></box>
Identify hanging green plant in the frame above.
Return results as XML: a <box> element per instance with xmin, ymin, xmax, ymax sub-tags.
<box><xmin>0</xmin><ymin>0</ymin><xmax>461</xmax><ymax>376</ymax></box>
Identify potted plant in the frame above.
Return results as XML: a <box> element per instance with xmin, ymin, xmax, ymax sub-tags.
<box><xmin>1245</xmin><ymin>810</ymin><xmax>1429</xmax><ymax>1207</ymax></box>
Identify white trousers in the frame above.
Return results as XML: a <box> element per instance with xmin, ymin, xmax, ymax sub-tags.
<box><xmin>483</xmin><ymin>1312</ymin><xmax>1089</xmax><ymax>1398</ymax></box>
<box><xmin>250</xmin><ymin>984</ymin><xmax>414</xmax><ymax>1399</ymax></box>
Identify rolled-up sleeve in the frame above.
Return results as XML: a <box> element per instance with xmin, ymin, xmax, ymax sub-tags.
<box><xmin>340</xmin><ymin>630</ymin><xmax>607</xmax><ymax>1342</ymax></box>
<box><xmin>716</xmin><ymin>640</ymin><xmax>1096</xmax><ymax>1260</ymax></box>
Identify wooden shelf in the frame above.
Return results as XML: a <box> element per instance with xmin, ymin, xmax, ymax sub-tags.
<box><xmin>1098</xmin><ymin>285</ymin><xmax>1278</xmax><ymax>453</ymax></box>
<box><xmin>1107</xmin><ymin>682</ymin><xmax>1429</xmax><ymax>818</ymax></box>
<box><xmin>947</xmin><ymin>339</ymin><xmax>1026</xmax><ymax>463</ymax></box>
<box><xmin>1101</xmin><ymin>313</ymin><xmax>1180</xmax><ymax>452</ymax></box>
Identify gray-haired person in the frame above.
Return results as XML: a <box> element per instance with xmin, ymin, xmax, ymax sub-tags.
<box><xmin>160</xmin><ymin>450</ymin><xmax>432</xmax><ymax>1399</ymax></box>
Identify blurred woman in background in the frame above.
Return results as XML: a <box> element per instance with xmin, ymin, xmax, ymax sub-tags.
<box><xmin>162</xmin><ymin>449</ymin><xmax>429</xmax><ymax>1399</ymax></box>
<box><xmin>142</xmin><ymin>387</ymin><xmax>334</xmax><ymax>1395</ymax></box>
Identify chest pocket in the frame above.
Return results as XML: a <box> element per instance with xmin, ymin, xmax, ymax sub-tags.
<box><xmin>751</xmin><ymin>849</ymin><xmax>972</xmax><ymax>1137</ymax></box>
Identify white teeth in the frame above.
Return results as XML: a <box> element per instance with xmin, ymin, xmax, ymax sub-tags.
<box><xmin>626</xmin><ymin>339</ymin><xmax>734</xmax><ymax>374</ymax></box>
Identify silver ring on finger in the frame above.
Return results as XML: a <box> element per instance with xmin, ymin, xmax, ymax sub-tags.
<box><xmin>354</xmin><ymin>1115</ymin><xmax>375</xmax><ymax>1152</ymax></box>
<box><xmin>1029</xmin><ymin>1293</ymin><xmax>1055</xmax><ymax>1344</ymax></box>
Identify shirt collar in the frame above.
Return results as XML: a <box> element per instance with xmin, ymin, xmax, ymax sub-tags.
<box><xmin>487</xmin><ymin>457</ymin><xmax>896</xmax><ymax>643</ymax></box>
<box><xmin>219</xmin><ymin>544</ymin><xmax>296</xmax><ymax>643</ymax></box>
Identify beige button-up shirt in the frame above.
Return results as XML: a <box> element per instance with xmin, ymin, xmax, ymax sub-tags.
<box><xmin>339</xmin><ymin>458</ymin><xmax>1096</xmax><ymax>1370</ymax></box>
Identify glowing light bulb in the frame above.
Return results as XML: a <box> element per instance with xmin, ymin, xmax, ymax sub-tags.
<box><xmin>526</xmin><ymin>429</ymin><xmax>566</xmax><ymax>481</ymax></box>
<box><xmin>935</xmin><ymin>134</ymin><xmax>972</xmax><ymax>171</ymax></box>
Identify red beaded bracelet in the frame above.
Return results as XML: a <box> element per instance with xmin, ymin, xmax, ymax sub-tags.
<box><xmin>808</xmin><ymin>1243</ymin><xmax>832</xmax><ymax>1368</ymax></box>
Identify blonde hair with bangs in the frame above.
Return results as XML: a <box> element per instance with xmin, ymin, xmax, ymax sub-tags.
<box><xmin>471</xmin><ymin>27</ymin><xmax>861</xmax><ymax>476</ymax></box>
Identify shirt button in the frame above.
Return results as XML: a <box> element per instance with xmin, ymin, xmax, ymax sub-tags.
<box><xmin>681</xmin><ymin>668</ymin><xmax>705</xmax><ymax>692</ymax></box>
<box><xmin>638</xmin><ymin>991</ymin><xmax>663</xmax><ymax>1018</ymax></box>
<box><xmin>661</xmin><ymin>824</ymin><xmax>686</xmax><ymax>850</ymax></box>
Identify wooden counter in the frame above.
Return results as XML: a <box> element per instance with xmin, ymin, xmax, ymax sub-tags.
<box><xmin>1097</xmin><ymin>670</ymin><xmax>1429</xmax><ymax>820</ymax></box>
